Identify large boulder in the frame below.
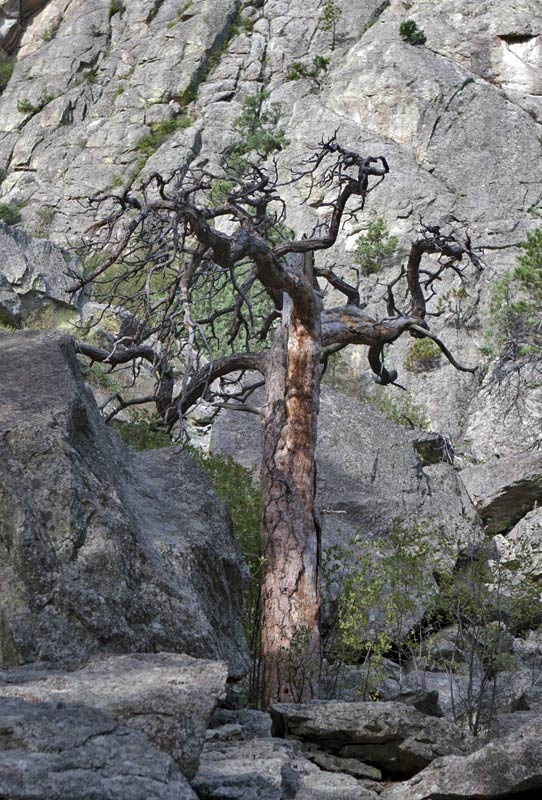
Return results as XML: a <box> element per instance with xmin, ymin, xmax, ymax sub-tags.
<box><xmin>0</xmin><ymin>330</ymin><xmax>249</xmax><ymax>678</ymax></box>
<box><xmin>0</xmin><ymin>695</ymin><xmax>197</xmax><ymax>800</ymax></box>
<box><xmin>0</xmin><ymin>652</ymin><xmax>227</xmax><ymax>779</ymax></box>
<box><xmin>462</xmin><ymin>450</ymin><xmax>542</xmax><ymax>534</ymax></box>
<box><xmin>383</xmin><ymin>716</ymin><xmax>542</xmax><ymax>800</ymax></box>
<box><xmin>269</xmin><ymin>701</ymin><xmax>472</xmax><ymax>779</ymax></box>
<box><xmin>212</xmin><ymin>386</ymin><xmax>483</xmax><ymax>567</ymax></box>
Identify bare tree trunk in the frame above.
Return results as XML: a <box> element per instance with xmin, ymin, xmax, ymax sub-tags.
<box><xmin>259</xmin><ymin>297</ymin><xmax>322</xmax><ymax>707</ymax></box>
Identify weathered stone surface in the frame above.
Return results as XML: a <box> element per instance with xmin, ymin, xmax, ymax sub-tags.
<box><xmin>0</xmin><ymin>270</ymin><xmax>21</xmax><ymax>325</ymax></box>
<box><xmin>195</xmin><ymin>707</ymin><xmax>380</xmax><ymax>800</ymax></box>
<box><xmin>0</xmin><ymin>695</ymin><xmax>197</xmax><ymax>800</ymax></box>
<box><xmin>0</xmin><ymin>0</ymin><xmax>542</xmax><ymax>461</ymax></box>
<box><xmin>269</xmin><ymin>701</ymin><xmax>471</xmax><ymax>779</ymax></box>
<box><xmin>0</xmin><ymin>652</ymin><xmax>227</xmax><ymax>779</ymax></box>
<box><xmin>383</xmin><ymin>716</ymin><xmax>542</xmax><ymax>800</ymax></box>
<box><xmin>212</xmin><ymin>386</ymin><xmax>483</xmax><ymax>566</ymax></box>
<box><xmin>0</xmin><ymin>221</ymin><xmax>86</xmax><ymax>324</ymax></box>
<box><xmin>302</xmin><ymin>744</ymin><xmax>382</xmax><ymax>781</ymax></box>
<box><xmin>0</xmin><ymin>330</ymin><xmax>249</xmax><ymax>678</ymax></box>
<box><xmin>493</xmin><ymin>506</ymin><xmax>542</xmax><ymax>584</ymax></box>
<box><xmin>462</xmin><ymin>451</ymin><xmax>542</xmax><ymax>534</ymax></box>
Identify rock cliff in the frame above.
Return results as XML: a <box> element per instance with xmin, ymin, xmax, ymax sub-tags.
<box><xmin>1</xmin><ymin>0</ymin><xmax>542</xmax><ymax>454</ymax></box>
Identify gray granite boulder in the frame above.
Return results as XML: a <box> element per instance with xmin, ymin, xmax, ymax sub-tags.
<box><xmin>0</xmin><ymin>330</ymin><xmax>249</xmax><ymax>678</ymax></box>
<box><xmin>269</xmin><ymin>701</ymin><xmax>472</xmax><ymax>779</ymax></box>
<box><xmin>0</xmin><ymin>652</ymin><xmax>227</xmax><ymax>779</ymax></box>
<box><xmin>194</xmin><ymin>708</ymin><xmax>380</xmax><ymax>800</ymax></box>
<box><xmin>462</xmin><ymin>450</ymin><xmax>542</xmax><ymax>534</ymax></box>
<box><xmin>0</xmin><ymin>695</ymin><xmax>197</xmax><ymax>800</ymax></box>
<box><xmin>383</xmin><ymin>715</ymin><xmax>542</xmax><ymax>800</ymax></box>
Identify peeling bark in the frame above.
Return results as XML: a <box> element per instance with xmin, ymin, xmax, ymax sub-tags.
<box><xmin>260</xmin><ymin>296</ymin><xmax>322</xmax><ymax>706</ymax></box>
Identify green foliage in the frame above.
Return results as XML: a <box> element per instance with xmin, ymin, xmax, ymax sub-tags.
<box><xmin>109</xmin><ymin>0</ymin><xmax>124</xmax><ymax>18</ymax></box>
<box><xmin>79</xmin><ymin>360</ymin><xmax>122</xmax><ymax>393</ymax></box>
<box><xmin>404</xmin><ymin>337</ymin><xmax>441</xmax><ymax>372</ymax></box>
<box><xmin>191</xmin><ymin>258</ymin><xmax>274</xmax><ymax>357</ymax></box>
<box><xmin>354</xmin><ymin>217</ymin><xmax>398</xmax><ymax>276</ymax></box>
<box><xmin>435</xmin><ymin>545</ymin><xmax>539</xmax><ymax>734</ymax></box>
<box><xmin>192</xmin><ymin>450</ymin><xmax>263</xmax><ymax>703</ymax></box>
<box><xmin>208</xmin><ymin>179</ymin><xmax>235</xmax><ymax>206</ymax></box>
<box><xmin>228</xmin><ymin>90</ymin><xmax>289</xmax><ymax>176</ymax></box>
<box><xmin>320</xmin><ymin>1</ymin><xmax>342</xmax><ymax>49</ymax></box>
<box><xmin>113</xmin><ymin>411</ymin><xmax>171</xmax><ymax>450</ymax></box>
<box><xmin>370</xmin><ymin>389</ymin><xmax>429</xmax><ymax>429</ymax></box>
<box><xmin>482</xmin><ymin>229</ymin><xmax>542</xmax><ymax>361</ymax></box>
<box><xmin>323</xmin><ymin>521</ymin><xmax>435</xmax><ymax>698</ymax></box>
<box><xmin>41</xmin><ymin>20</ymin><xmax>61</xmax><ymax>41</ymax></box>
<box><xmin>17</xmin><ymin>95</ymin><xmax>53</xmax><ymax>114</ymax></box>
<box><xmin>136</xmin><ymin>114</ymin><xmax>191</xmax><ymax>158</ymax></box>
<box><xmin>35</xmin><ymin>205</ymin><xmax>55</xmax><ymax>236</ymax></box>
<box><xmin>399</xmin><ymin>19</ymin><xmax>427</xmax><ymax>45</ymax></box>
<box><xmin>17</xmin><ymin>98</ymin><xmax>37</xmax><ymax>114</ymax></box>
<box><xmin>287</xmin><ymin>55</ymin><xmax>329</xmax><ymax>83</ymax></box>
<box><xmin>83</xmin><ymin>66</ymin><xmax>99</xmax><ymax>83</ymax></box>
<box><xmin>0</xmin><ymin>57</ymin><xmax>15</xmax><ymax>96</ymax></box>
<box><xmin>0</xmin><ymin>203</ymin><xmax>22</xmax><ymax>226</ymax></box>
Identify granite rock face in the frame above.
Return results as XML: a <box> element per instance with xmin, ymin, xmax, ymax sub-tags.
<box><xmin>212</xmin><ymin>386</ymin><xmax>483</xmax><ymax>566</ymax></box>
<box><xmin>0</xmin><ymin>220</ymin><xmax>86</xmax><ymax>325</ymax></box>
<box><xmin>0</xmin><ymin>695</ymin><xmax>197</xmax><ymax>800</ymax></box>
<box><xmin>1</xmin><ymin>0</ymin><xmax>542</xmax><ymax>456</ymax></box>
<box><xmin>0</xmin><ymin>330</ymin><xmax>249</xmax><ymax>678</ymax></box>
<box><xmin>461</xmin><ymin>450</ymin><xmax>542</xmax><ymax>534</ymax></box>
<box><xmin>194</xmin><ymin>706</ymin><xmax>381</xmax><ymax>800</ymax></box>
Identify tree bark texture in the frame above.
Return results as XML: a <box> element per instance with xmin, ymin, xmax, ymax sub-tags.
<box><xmin>259</xmin><ymin>292</ymin><xmax>322</xmax><ymax>707</ymax></box>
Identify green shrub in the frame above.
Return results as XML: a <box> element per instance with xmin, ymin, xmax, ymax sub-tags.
<box><xmin>0</xmin><ymin>57</ymin><xmax>15</xmax><ymax>96</ymax></box>
<box><xmin>228</xmin><ymin>90</ymin><xmax>289</xmax><ymax>176</ymax></box>
<box><xmin>404</xmin><ymin>338</ymin><xmax>441</xmax><ymax>372</ymax></box>
<box><xmin>0</xmin><ymin>203</ymin><xmax>22</xmax><ymax>226</ymax></box>
<box><xmin>482</xmin><ymin>229</ymin><xmax>542</xmax><ymax>361</ymax></box>
<box><xmin>354</xmin><ymin>217</ymin><xmax>398</xmax><ymax>276</ymax></box>
<box><xmin>323</xmin><ymin>521</ymin><xmax>436</xmax><ymax>697</ymax></box>
<box><xmin>136</xmin><ymin>114</ymin><xmax>191</xmax><ymax>157</ymax></box>
<box><xmin>287</xmin><ymin>55</ymin><xmax>329</xmax><ymax>82</ymax></box>
<box><xmin>113</xmin><ymin>411</ymin><xmax>171</xmax><ymax>450</ymax></box>
<box><xmin>35</xmin><ymin>205</ymin><xmax>56</xmax><ymax>237</ymax></box>
<box><xmin>17</xmin><ymin>95</ymin><xmax>53</xmax><ymax>114</ymax></box>
<box><xmin>109</xmin><ymin>0</ymin><xmax>124</xmax><ymax>18</ymax></box>
<box><xmin>399</xmin><ymin>19</ymin><xmax>426</xmax><ymax>45</ymax></box>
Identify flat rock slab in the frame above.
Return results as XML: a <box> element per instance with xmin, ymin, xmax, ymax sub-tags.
<box><xmin>0</xmin><ymin>652</ymin><xmax>227</xmax><ymax>779</ymax></box>
<box><xmin>270</xmin><ymin>701</ymin><xmax>471</xmax><ymax>779</ymax></box>
<box><xmin>461</xmin><ymin>451</ymin><xmax>542</xmax><ymax>534</ymax></box>
<box><xmin>383</xmin><ymin>716</ymin><xmax>542</xmax><ymax>799</ymax></box>
<box><xmin>193</xmin><ymin>737</ymin><xmax>379</xmax><ymax>800</ymax></box>
<box><xmin>0</xmin><ymin>695</ymin><xmax>196</xmax><ymax>800</ymax></box>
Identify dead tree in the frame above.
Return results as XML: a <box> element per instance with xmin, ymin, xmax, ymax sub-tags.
<box><xmin>69</xmin><ymin>136</ymin><xmax>481</xmax><ymax>707</ymax></box>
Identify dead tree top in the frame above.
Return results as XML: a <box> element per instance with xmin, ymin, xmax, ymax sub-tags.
<box><xmin>69</xmin><ymin>135</ymin><xmax>482</xmax><ymax>425</ymax></box>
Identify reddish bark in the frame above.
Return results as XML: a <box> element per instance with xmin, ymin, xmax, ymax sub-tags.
<box><xmin>260</xmin><ymin>298</ymin><xmax>322</xmax><ymax>706</ymax></box>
